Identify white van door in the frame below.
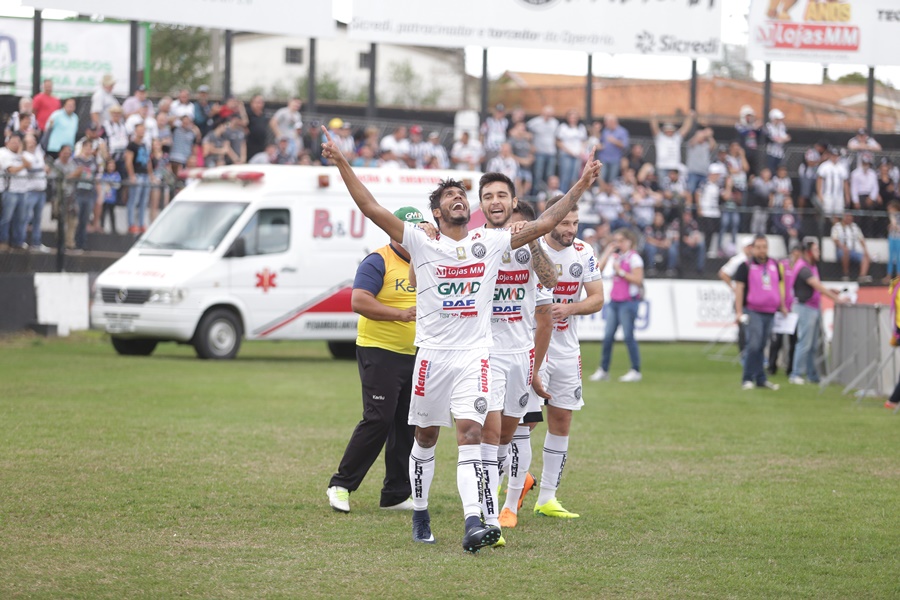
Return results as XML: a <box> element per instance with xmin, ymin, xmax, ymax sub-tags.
<box><xmin>226</xmin><ymin>206</ymin><xmax>303</xmax><ymax>339</ymax></box>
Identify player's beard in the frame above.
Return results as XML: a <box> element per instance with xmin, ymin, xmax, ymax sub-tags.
<box><xmin>550</xmin><ymin>228</ymin><xmax>575</xmax><ymax>247</ymax></box>
<box><xmin>441</xmin><ymin>206</ymin><xmax>470</xmax><ymax>226</ymax></box>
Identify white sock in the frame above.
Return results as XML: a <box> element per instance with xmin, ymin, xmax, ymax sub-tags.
<box><xmin>537</xmin><ymin>432</ymin><xmax>569</xmax><ymax>506</ymax></box>
<box><xmin>457</xmin><ymin>444</ymin><xmax>483</xmax><ymax>520</ymax></box>
<box><xmin>503</xmin><ymin>426</ymin><xmax>533</xmax><ymax>513</ymax></box>
<box><xmin>480</xmin><ymin>443</ymin><xmax>500</xmax><ymax>526</ymax></box>
<box><xmin>410</xmin><ymin>441</ymin><xmax>435</xmax><ymax>511</ymax></box>
<box><xmin>496</xmin><ymin>443</ymin><xmax>510</xmax><ymax>491</ymax></box>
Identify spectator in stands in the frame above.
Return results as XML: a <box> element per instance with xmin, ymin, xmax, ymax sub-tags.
<box><xmin>155</xmin><ymin>112</ymin><xmax>173</xmax><ymax>151</ymax></box>
<box><xmin>556</xmin><ymin>109</ymin><xmax>587</xmax><ymax>192</ymax></box>
<box><xmin>719</xmin><ymin>169</ymin><xmax>741</xmax><ymax>257</ymax></box>
<box><xmin>535</xmin><ymin>174</ymin><xmax>562</xmax><ymax>214</ymax></box>
<box><xmin>270</xmin><ymin>98</ymin><xmax>302</xmax><ymax>160</ymax></box>
<box><xmin>91</xmin><ymin>74</ymin><xmax>120</xmax><ymax>127</ymax></box>
<box><xmin>643</xmin><ymin>210</ymin><xmax>677</xmax><ymax>276</ymax></box>
<box><xmin>879</xmin><ymin>159</ymin><xmax>899</xmax><ymax>206</ymax></box>
<box><xmin>831</xmin><ymin>212</ymin><xmax>871</xmax><ymax>283</ymax></box>
<box><xmin>202</xmin><ymin>119</ymin><xmax>233</xmax><ymax>168</ymax></box>
<box><xmin>332</xmin><ymin>121</ymin><xmax>357</xmax><ymax>162</ymax></box>
<box><xmin>527</xmin><ymin>105</ymin><xmax>559</xmax><ymax>190</ymax></box>
<box><xmin>659</xmin><ymin>167</ymin><xmax>688</xmax><ymax>217</ymax></box>
<box><xmin>850</xmin><ymin>152</ymin><xmax>881</xmax><ymax>236</ymax></box>
<box><xmin>724</xmin><ymin>141</ymin><xmax>749</xmax><ymax>215</ymax></box>
<box><xmin>0</xmin><ymin>133</ymin><xmax>30</xmax><ymax>251</ymax></box>
<box><xmin>249</xmin><ymin>143</ymin><xmax>278</xmax><ymax>165</ymax></box>
<box><xmin>378</xmin><ymin>147</ymin><xmax>406</xmax><ymax>169</ymax></box>
<box><xmin>886</xmin><ymin>201</ymin><xmax>900</xmax><ymax>283</ymax></box>
<box><xmin>685</xmin><ymin>125</ymin><xmax>715</xmax><ymax>196</ymax></box>
<box><xmin>817</xmin><ymin>146</ymin><xmax>850</xmax><ymax>218</ymax></box>
<box><xmin>734</xmin><ymin>234</ymin><xmax>786</xmax><ymax>391</ymax></box>
<box><xmin>480</xmin><ymin>103</ymin><xmax>508</xmax><ymax>164</ymax></box>
<box><xmin>245</xmin><ymin>94</ymin><xmax>269</xmax><ymax>160</ymax></box>
<box><xmin>32</xmin><ymin>79</ymin><xmax>59</xmax><ymax>132</ymax></box>
<box><xmin>764</xmin><ymin>108</ymin><xmax>790</xmax><ymax>172</ymax></box>
<box><xmin>486</xmin><ymin>142</ymin><xmax>517</xmax><ymax>181</ymax></box>
<box><xmin>97</xmin><ymin>158</ymin><xmax>121</xmax><ymax>234</ymax></box>
<box><xmin>507</xmin><ymin>122</ymin><xmax>533</xmax><ymax>197</ymax></box>
<box><xmin>224</xmin><ymin>114</ymin><xmax>247</xmax><ymax>165</ymax></box>
<box><xmin>71</xmin><ymin>143</ymin><xmax>98</xmax><ymax>251</ymax></box>
<box><xmin>450</xmin><ymin>130</ymin><xmax>483</xmax><ymax>171</ymax></box>
<box><xmin>45</xmin><ymin>97</ymin><xmax>79</xmax><ymax>159</ymax></box>
<box><xmin>622</xmin><ymin>143</ymin><xmax>645</xmax><ymax>175</ymax></box>
<box><xmin>789</xmin><ymin>238</ymin><xmax>847</xmax><ymax>385</ymax></box>
<box><xmin>697</xmin><ymin>162</ymin><xmax>728</xmax><ymax>256</ymax></box>
<box><xmin>771</xmin><ymin>164</ymin><xmax>792</xmax><ymax>209</ymax></box>
<box><xmin>75</xmin><ymin>124</ymin><xmax>108</xmax><ymax>169</ymax></box>
<box><xmin>122</xmin><ymin>84</ymin><xmax>153</xmax><ymax>118</ymax></box>
<box><xmin>351</xmin><ymin>144</ymin><xmax>381</xmax><ymax>168</ymax></box>
<box><xmin>193</xmin><ymin>85</ymin><xmax>215</xmax><ymax>137</ymax></box>
<box><xmin>124</xmin><ymin>123</ymin><xmax>151</xmax><ymax>234</ymax></box>
<box><xmin>22</xmin><ymin>132</ymin><xmax>48</xmax><ymax>252</ymax></box>
<box><xmin>847</xmin><ymin>128</ymin><xmax>881</xmax><ymax>153</ymax></box>
<box><xmin>771</xmin><ymin>197</ymin><xmax>800</xmax><ymax>253</ymax></box>
<box><xmin>798</xmin><ymin>141</ymin><xmax>825</xmax><ymax>209</ymax></box>
<box><xmin>678</xmin><ymin>209</ymin><xmax>706</xmax><ymax>274</ymax></box>
<box><xmin>105</xmin><ymin>105</ymin><xmax>129</xmax><ymax>169</ymax></box>
<box><xmin>380</xmin><ymin>125</ymin><xmax>410</xmax><ymax>165</ymax></box>
<box><xmin>598</xmin><ymin>114</ymin><xmax>629</xmax><ymax>184</ymax></box>
<box><xmin>748</xmin><ymin>167</ymin><xmax>774</xmax><ymax>235</ymax></box>
<box><xmin>273</xmin><ymin>137</ymin><xmax>296</xmax><ymax>165</ymax></box>
<box><xmin>169</xmin><ymin>113</ymin><xmax>201</xmax><ymax>174</ymax></box>
<box><xmin>406</xmin><ymin>125</ymin><xmax>431</xmax><ymax>169</ymax></box>
<box><xmin>170</xmin><ymin>88</ymin><xmax>195</xmax><ymax>121</ymax></box>
<box><xmin>426</xmin><ymin>132</ymin><xmax>449</xmax><ymax>170</ymax></box>
<box><xmin>149</xmin><ymin>138</ymin><xmax>171</xmax><ymax>223</ymax></box>
<box><xmin>5</xmin><ymin>97</ymin><xmax>36</xmax><ymax>139</ymax></box>
<box><xmin>650</xmin><ymin>110</ymin><xmax>695</xmax><ymax>175</ymax></box>
<box><xmin>735</xmin><ymin>105</ymin><xmax>763</xmax><ymax>174</ymax></box>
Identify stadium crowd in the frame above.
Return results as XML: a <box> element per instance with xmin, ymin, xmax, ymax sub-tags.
<box><xmin>0</xmin><ymin>75</ymin><xmax>897</xmax><ymax>281</ymax></box>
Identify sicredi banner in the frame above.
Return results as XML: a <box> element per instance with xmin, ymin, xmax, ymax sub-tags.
<box><xmin>350</xmin><ymin>0</ymin><xmax>723</xmax><ymax>58</ymax></box>
<box><xmin>0</xmin><ymin>18</ymin><xmax>130</xmax><ymax>96</ymax></box>
<box><xmin>747</xmin><ymin>0</ymin><xmax>900</xmax><ymax>65</ymax></box>
<box><xmin>28</xmin><ymin>1</ymin><xmax>336</xmax><ymax>38</ymax></box>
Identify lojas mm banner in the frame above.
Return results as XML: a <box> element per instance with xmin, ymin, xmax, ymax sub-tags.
<box><xmin>28</xmin><ymin>0</ymin><xmax>335</xmax><ymax>38</ymax></box>
<box><xmin>0</xmin><ymin>18</ymin><xmax>131</xmax><ymax>97</ymax></box>
<box><xmin>350</xmin><ymin>0</ymin><xmax>723</xmax><ymax>59</ymax></box>
<box><xmin>747</xmin><ymin>0</ymin><xmax>900</xmax><ymax>65</ymax></box>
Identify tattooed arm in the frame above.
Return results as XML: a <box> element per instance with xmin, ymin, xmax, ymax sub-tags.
<box><xmin>529</xmin><ymin>240</ymin><xmax>557</xmax><ymax>289</ymax></box>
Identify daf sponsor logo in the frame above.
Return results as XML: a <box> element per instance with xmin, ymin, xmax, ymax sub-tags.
<box><xmin>518</xmin><ymin>393</ymin><xmax>529</xmax><ymax>408</ymax></box>
<box><xmin>494</xmin><ymin>287</ymin><xmax>526</xmax><ymax>301</ymax></box>
<box><xmin>443</xmin><ymin>299</ymin><xmax>477</xmax><ymax>310</ymax></box>
<box><xmin>474</xmin><ymin>397</ymin><xmax>488</xmax><ymax>414</ymax></box>
<box><xmin>569</xmin><ymin>263</ymin><xmax>583</xmax><ymax>278</ymax></box>
<box><xmin>438</xmin><ymin>281</ymin><xmax>481</xmax><ymax>295</ymax></box>
<box><xmin>493</xmin><ymin>305</ymin><xmax>522</xmax><ymax>315</ymax></box>
<box><xmin>496</xmin><ymin>270</ymin><xmax>529</xmax><ymax>285</ymax></box>
<box><xmin>574</xmin><ymin>386</ymin><xmax>582</xmax><ymax>400</ymax></box>
<box><xmin>472</xmin><ymin>242</ymin><xmax>487</xmax><ymax>259</ymax></box>
<box><xmin>435</xmin><ymin>263</ymin><xmax>486</xmax><ymax>279</ymax></box>
<box><xmin>515</xmin><ymin>248</ymin><xmax>531</xmax><ymax>264</ymax></box>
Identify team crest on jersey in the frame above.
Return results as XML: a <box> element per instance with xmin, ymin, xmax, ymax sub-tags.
<box><xmin>574</xmin><ymin>386</ymin><xmax>582</xmax><ymax>400</ymax></box>
<box><xmin>570</xmin><ymin>263</ymin><xmax>583</xmax><ymax>278</ymax></box>
<box><xmin>518</xmin><ymin>393</ymin><xmax>529</xmax><ymax>408</ymax></box>
<box><xmin>474</xmin><ymin>397</ymin><xmax>488</xmax><ymax>414</ymax></box>
<box><xmin>472</xmin><ymin>243</ymin><xmax>487</xmax><ymax>259</ymax></box>
<box><xmin>515</xmin><ymin>248</ymin><xmax>530</xmax><ymax>264</ymax></box>
<box><xmin>501</xmin><ymin>251</ymin><xmax>511</xmax><ymax>264</ymax></box>
<box><xmin>456</xmin><ymin>247</ymin><xmax>466</xmax><ymax>260</ymax></box>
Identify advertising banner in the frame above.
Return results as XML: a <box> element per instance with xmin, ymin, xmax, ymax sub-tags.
<box><xmin>747</xmin><ymin>0</ymin><xmax>900</xmax><ymax>66</ymax></box>
<box><xmin>576</xmin><ymin>279</ymin><xmax>678</xmax><ymax>342</ymax></box>
<box><xmin>0</xmin><ymin>18</ymin><xmax>130</xmax><ymax>96</ymax></box>
<box><xmin>669</xmin><ymin>280</ymin><xmax>739</xmax><ymax>342</ymax></box>
<box><xmin>28</xmin><ymin>1</ymin><xmax>336</xmax><ymax>38</ymax></box>
<box><xmin>350</xmin><ymin>0</ymin><xmax>723</xmax><ymax>59</ymax></box>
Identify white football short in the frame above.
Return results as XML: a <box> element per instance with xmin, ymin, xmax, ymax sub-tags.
<box><xmin>488</xmin><ymin>349</ymin><xmax>535</xmax><ymax>418</ymax></box>
<box><xmin>541</xmin><ymin>353</ymin><xmax>584</xmax><ymax>411</ymax></box>
<box><xmin>408</xmin><ymin>347</ymin><xmax>492</xmax><ymax>428</ymax></box>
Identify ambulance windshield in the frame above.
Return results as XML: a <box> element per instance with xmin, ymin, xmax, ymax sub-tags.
<box><xmin>137</xmin><ymin>201</ymin><xmax>249</xmax><ymax>251</ymax></box>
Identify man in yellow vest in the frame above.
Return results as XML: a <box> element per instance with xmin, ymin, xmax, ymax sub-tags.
<box><xmin>326</xmin><ymin>206</ymin><xmax>426</xmax><ymax>512</ymax></box>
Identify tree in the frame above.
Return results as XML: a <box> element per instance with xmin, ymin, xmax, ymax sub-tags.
<box><xmin>148</xmin><ymin>25</ymin><xmax>211</xmax><ymax>93</ymax></box>
<box><xmin>834</xmin><ymin>72</ymin><xmax>893</xmax><ymax>88</ymax></box>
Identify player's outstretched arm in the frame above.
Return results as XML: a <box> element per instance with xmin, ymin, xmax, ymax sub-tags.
<box><xmin>509</xmin><ymin>149</ymin><xmax>601</xmax><ymax>249</ymax></box>
<box><xmin>321</xmin><ymin>125</ymin><xmax>404</xmax><ymax>243</ymax></box>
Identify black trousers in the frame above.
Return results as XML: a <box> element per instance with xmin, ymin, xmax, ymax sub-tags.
<box><xmin>329</xmin><ymin>345</ymin><xmax>415</xmax><ymax>507</ymax></box>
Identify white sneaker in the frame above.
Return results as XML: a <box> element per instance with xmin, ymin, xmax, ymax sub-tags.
<box><xmin>618</xmin><ymin>369</ymin><xmax>642</xmax><ymax>383</ymax></box>
<box><xmin>326</xmin><ymin>486</ymin><xmax>350</xmax><ymax>513</ymax></box>
<box><xmin>741</xmin><ymin>381</ymin><xmax>755</xmax><ymax>391</ymax></box>
<box><xmin>589</xmin><ymin>368</ymin><xmax>609</xmax><ymax>382</ymax></box>
<box><xmin>381</xmin><ymin>498</ymin><xmax>414</xmax><ymax>511</ymax></box>
<box><xmin>788</xmin><ymin>376</ymin><xmax>805</xmax><ymax>385</ymax></box>
<box><xmin>30</xmin><ymin>244</ymin><xmax>51</xmax><ymax>253</ymax></box>
<box><xmin>759</xmin><ymin>381</ymin><xmax>780</xmax><ymax>391</ymax></box>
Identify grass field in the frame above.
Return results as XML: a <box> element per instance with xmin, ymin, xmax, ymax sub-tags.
<box><xmin>1</xmin><ymin>332</ymin><xmax>898</xmax><ymax>599</ymax></box>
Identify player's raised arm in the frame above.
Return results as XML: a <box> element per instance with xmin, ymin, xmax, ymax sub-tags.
<box><xmin>321</xmin><ymin>125</ymin><xmax>405</xmax><ymax>243</ymax></box>
<box><xmin>509</xmin><ymin>149</ymin><xmax>600</xmax><ymax>249</ymax></box>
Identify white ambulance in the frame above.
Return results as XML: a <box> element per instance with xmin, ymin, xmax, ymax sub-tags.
<box><xmin>90</xmin><ymin>164</ymin><xmax>485</xmax><ymax>359</ymax></box>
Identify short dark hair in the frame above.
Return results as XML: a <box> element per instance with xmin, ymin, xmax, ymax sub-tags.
<box><xmin>428</xmin><ymin>179</ymin><xmax>466</xmax><ymax>212</ymax></box>
<box><xmin>753</xmin><ymin>234</ymin><xmax>767</xmax><ymax>243</ymax></box>
<box><xmin>478</xmin><ymin>172</ymin><xmax>515</xmax><ymax>201</ymax></box>
<box><xmin>513</xmin><ymin>201</ymin><xmax>536</xmax><ymax>221</ymax></box>
<box><xmin>544</xmin><ymin>194</ymin><xmax>566</xmax><ymax>211</ymax></box>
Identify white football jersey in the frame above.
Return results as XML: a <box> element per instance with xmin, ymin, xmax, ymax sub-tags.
<box><xmin>541</xmin><ymin>237</ymin><xmax>601</xmax><ymax>357</ymax></box>
<box><xmin>402</xmin><ymin>222</ymin><xmax>510</xmax><ymax>350</ymax></box>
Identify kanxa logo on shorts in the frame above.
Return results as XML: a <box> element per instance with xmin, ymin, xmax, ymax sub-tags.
<box><xmin>472</xmin><ymin>243</ymin><xmax>487</xmax><ymax>259</ymax></box>
<box><xmin>474</xmin><ymin>397</ymin><xmax>487</xmax><ymax>414</ymax></box>
<box><xmin>574</xmin><ymin>386</ymin><xmax>582</xmax><ymax>401</ymax></box>
<box><xmin>569</xmin><ymin>263</ymin><xmax>583</xmax><ymax>278</ymax></box>
<box><xmin>518</xmin><ymin>393</ymin><xmax>529</xmax><ymax>408</ymax></box>
<box><xmin>515</xmin><ymin>248</ymin><xmax>531</xmax><ymax>264</ymax></box>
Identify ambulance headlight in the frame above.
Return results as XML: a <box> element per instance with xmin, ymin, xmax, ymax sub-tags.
<box><xmin>147</xmin><ymin>288</ymin><xmax>186</xmax><ymax>304</ymax></box>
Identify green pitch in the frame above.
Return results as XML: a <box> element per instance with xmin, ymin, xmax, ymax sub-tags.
<box><xmin>1</xmin><ymin>333</ymin><xmax>898</xmax><ymax>599</ymax></box>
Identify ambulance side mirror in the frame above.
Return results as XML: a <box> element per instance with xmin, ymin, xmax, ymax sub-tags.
<box><xmin>225</xmin><ymin>237</ymin><xmax>246</xmax><ymax>258</ymax></box>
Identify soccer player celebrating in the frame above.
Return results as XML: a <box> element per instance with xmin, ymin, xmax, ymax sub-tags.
<box><xmin>477</xmin><ymin>174</ymin><xmax>558</xmax><ymax>543</ymax></box>
<box><xmin>321</xmin><ymin>127</ymin><xmax>600</xmax><ymax>553</ymax></box>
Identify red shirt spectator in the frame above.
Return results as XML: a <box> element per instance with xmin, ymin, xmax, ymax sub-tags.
<box><xmin>32</xmin><ymin>78</ymin><xmax>60</xmax><ymax>131</ymax></box>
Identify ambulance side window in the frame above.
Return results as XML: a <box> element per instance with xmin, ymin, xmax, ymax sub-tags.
<box><xmin>235</xmin><ymin>209</ymin><xmax>290</xmax><ymax>256</ymax></box>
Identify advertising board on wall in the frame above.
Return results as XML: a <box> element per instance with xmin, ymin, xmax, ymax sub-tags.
<box><xmin>350</xmin><ymin>0</ymin><xmax>723</xmax><ymax>59</ymax></box>
<box><xmin>747</xmin><ymin>0</ymin><xmax>900</xmax><ymax>65</ymax></box>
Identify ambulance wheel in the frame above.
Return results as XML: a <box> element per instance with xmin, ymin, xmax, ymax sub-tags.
<box><xmin>327</xmin><ymin>341</ymin><xmax>356</xmax><ymax>360</ymax></box>
<box><xmin>194</xmin><ymin>309</ymin><xmax>242</xmax><ymax>359</ymax></box>
<box><xmin>111</xmin><ymin>337</ymin><xmax>158</xmax><ymax>356</ymax></box>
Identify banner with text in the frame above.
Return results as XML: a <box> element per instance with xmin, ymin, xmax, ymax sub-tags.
<box><xmin>747</xmin><ymin>0</ymin><xmax>900</xmax><ymax>65</ymax></box>
<box><xmin>0</xmin><ymin>18</ymin><xmax>130</xmax><ymax>96</ymax></box>
<box><xmin>28</xmin><ymin>1</ymin><xmax>335</xmax><ymax>38</ymax></box>
<box><xmin>350</xmin><ymin>0</ymin><xmax>723</xmax><ymax>58</ymax></box>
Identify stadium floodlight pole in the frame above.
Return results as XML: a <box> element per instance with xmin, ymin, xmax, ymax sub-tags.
<box><xmin>32</xmin><ymin>10</ymin><xmax>42</xmax><ymax>97</ymax></box>
<box><xmin>307</xmin><ymin>38</ymin><xmax>317</xmax><ymax>113</ymax></box>
<box><xmin>586</xmin><ymin>53</ymin><xmax>593</xmax><ymax>123</ymax></box>
<box><xmin>366</xmin><ymin>43</ymin><xmax>377</xmax><ymax>118</ymax></box>
<box><xmin>690</xmin><ymin>59</ymin><xmax>698</xmax><ymax>112</ymax></box>
<box><xmin>866</xmin><ymin>66</ymin><xmax>875</xmax><ymax>134</ymax></box>
<box><xmin>481</xmin><ymin>48</ymin><xmax>488</xmax><ymax>123</ymax></box>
